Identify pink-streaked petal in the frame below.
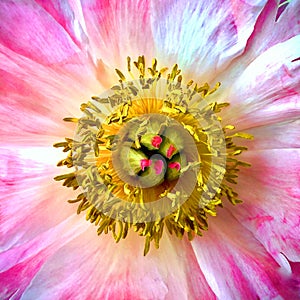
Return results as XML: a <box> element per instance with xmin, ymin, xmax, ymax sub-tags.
<box><xmin>0</xmin><ymin>215</ymin><xmax>88</xmax><ymax>300</ymax></box>
<box><xmin>21</xmin><ymin>230</ymin><xmax>215</xmax><ymax>299</ymax></box>
<box><xmin>0</xmin><ymin>0</ymin><xmax>82</xmax><ymax>65</ymax></box>
<box><xmin>0</xmin><ymin>69</ymin><xmax>72</xmax><ymax>144</ymax></box>
<box><xmin>80</xmin><ymin>0</ymin><xmax>154</xmax><ymax>70</ymax></box>
<box><xmin>33</xmin><ymin>0</ymin><xmax>88</xmax><ymax>49</ymax></box>
<box><xmin>0</xmin><ymin>43</ymin><xmax>102</xmax><ymax>144</ymax></box>
<box><xmin>0</xmin><ymin>0</ymin><xmax>108</xmax><ymax>145</ymax></box>
<box><xmin>192</xmin><ymin>208</ymin><xmax>298</xmax><ymax>299</ymax></box>
<box><xmin>0</xmin><ymin>147</ymin><xmax>77</xmax><ymax>250</ymax></box>
<box><xmin>241</xmin><ymin>119</ymin><xmax>300</xmax><ymax>151</ymax></box>
<box><xmin>289</xmin><ymin>260</ymin><xmax>300</xmax><ymax>289</ymax></box>
<box><xmin>214</xmin><ymin>1</ymin><xmax>300</xmax><ymax>123</ymax></box>
<box><xmin>221</xmin><ymin>35</ymin><xmax>300</xmax><ymax>130</ymax></box>
<box><xmin>228</xmin><ymin>149</ymin><xmax>300</xmax><ymax>266</ymax></box>
<box><xmin>151</xmin><ymin>0</ymin><xmax>267</xmax><ymax>83</ymax></box>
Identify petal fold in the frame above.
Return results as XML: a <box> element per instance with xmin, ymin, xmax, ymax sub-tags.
<box><xmin>151</xmin><ymin>0</ymin><xmax>267</xmax><ymax>82</ymax></box>
<box><xmin>222</xmin><ymin>35</ymin><xmax>300</xmax><ymax>130</ymax></box>
<box><xmin>244</xmin><ymin>0</ymin><xmax>300</xmax><ymax>63</ymax></box>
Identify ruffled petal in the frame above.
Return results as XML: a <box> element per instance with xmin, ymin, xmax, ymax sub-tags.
<box><xmin>80</xmin><ymin>0</ymin><xmax>154</xmax><ymax>70</ymax></box>
<box><xmin>228</xmin><ymin>149</ymin><xmax>300</xmax><ymax>264</ymax></box>
<box><xmin>151</xmin><ymin>0</ymin><xmax>267</xmax><ymax>82</ymax></box>
<box><xmin>192</xmin><ymin>208</ymin><xmax>297</xmax><ymax>299</ymax></box>
<box><xmin>243</xmin><ymin>0</ymin><xmax>300</xmax><ymax>63</ymax></box>
<box><xmin>21</xmin><ymin>230</ymin><xmax>215</xmax><ymax>299</ymax></box>
<box><xmin>214</xmin><ymin>1</ymin><xmax>300</xmax><ymax>123</ymax></box>
<box><xmin>221</xmin><ymin>35</ymin><xmax>300</xmax><ymax>130</ymax></box>
<box><xmin>0</xmin><ymin>147</ymin><xmax>77</xmax><ymax>250</ymax></box>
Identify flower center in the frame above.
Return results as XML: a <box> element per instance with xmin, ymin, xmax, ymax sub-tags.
<box><xmin>113</xmin><ymin>115</ymin><xmax>182</xmax><ymax>187</ymax></box>
<box><xmin>54</xmin><ymin>56</ymin><xmax>253</xmax><ymax>255</ymax></box>
<box><xmin>105</xmin><ymin>110</ymin><xmax>200</xmax><ymax>202</ymax></box>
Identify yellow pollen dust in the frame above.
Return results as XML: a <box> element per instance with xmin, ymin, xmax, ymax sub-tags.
<box><xmin>54</xmin><ymin>56</ymin><xmax>253</xmax><ymax>255</ymax></box>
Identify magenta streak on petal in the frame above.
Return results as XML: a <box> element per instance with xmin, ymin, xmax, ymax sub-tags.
<box><xmin>140</xmin><ymin>159</ymin><xmax>152</xmax><ymax>171</ymax></box>
<box><xmin>166</xmin><ymin>145</ymin><xmax>176</xmax><ymax>158</ymax></box>
<box><xmin>151</xmin><ymin>135</ymin><xmax>163</xmax><ymax>148</ymax></box>
<box><xmin>169</xmin><ymin>162</ymin><xmax>181</xmax><ymax>171</ymax></box>
<box><xmin>154</xmin><ymin>160</ymin><xmax>164</xmax><ymax>175</ymax></box>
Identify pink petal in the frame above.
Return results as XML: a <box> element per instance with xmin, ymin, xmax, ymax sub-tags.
<box><xmin>0</xmin><ymin>1</ymin><xmax>110</xmax><ymax>145</ymax></box>
<box><xmin>0</xmin><ymin>0</ymin><xmax>81</xmax><ymax>65</ymax></box>
<box><xmin>0</xmin><ymin>43</ymin><xmax>102</xmax><ymax>144</ymax></box>
<box><xmin>0</xmin><ymin>215</ymin><xmax>87</xmax><ymax>300</ymax></box>
<box><xmin>222</xmin><ymin>35</ymin><xmax>300</xmax><ymax>130</ymax></box>
<box><xmin>192</xmin><ymin>209</ymin><xmax>298</xmax><ymax>299</ymax></box>
<box><xmin>0</xmin><ymin>69</ymin><xmax>71</xmax><ymax>144</ymax></box>
<box><xmin>80</xmin><ymin>0</ymin><xmax>154</xmax><ymax>70</ymax></box>
<box><xmin>228</xmin><ymin>149</ymin><xmax>300</xmax><ymax>265</ymax></box>
<box><xmin>0</xmin><ymin>147</ymin><xmax>77</xmax><ymax>250</ymax></box>
<box><xmin>33</xmin><ymin>0</ymin><xmax>88</xmax><ymax>49</ymax></box>
<box><xmin>151</xmin><ymin>0</ymin><xmax>267</xmax><ymax>82</ymax></box>
<box><xmin>21</xmin><ymin>230</ymin><xmax>215</xmax><ymax>299</ymax></box>
<box><xmin>240</xmin><ymin>119</ymin><xmax>300</xmax><ymax>151</ymax></box>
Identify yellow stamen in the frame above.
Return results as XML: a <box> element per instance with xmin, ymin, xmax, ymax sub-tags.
<box><xmin>54</xmin><ymin>56</ymin><xmax>252</xmax><ymax>255</ymax></box>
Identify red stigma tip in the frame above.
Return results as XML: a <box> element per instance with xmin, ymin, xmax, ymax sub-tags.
<box><xmin>140</xmin><ymin>159</ymin><xmax>152</xmax><ymax>171</ymax></box>
<box><xmin>169</xmin><ymin>162</ymin><xmax>181</xmax><ymax>171</ymax></box>
<box><xmin>151</xmin><ymin>135</ymin><xmax>163</xmax><ymax>148</ymax></box>
<box><xmin>154</xmin><ymin>160</ymin><xmax>164</xmax><ymax>175</ymax></box>
<box><xmin>166</xmin><ymin>144</ymin><xmax>176</xmax><ymax>158</ymax></box>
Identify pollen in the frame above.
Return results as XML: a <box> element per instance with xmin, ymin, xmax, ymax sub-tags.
<box><xmin>54</xmin><ymin>56</ymin><xmax>253</xmax><ymax>255</ymax></box>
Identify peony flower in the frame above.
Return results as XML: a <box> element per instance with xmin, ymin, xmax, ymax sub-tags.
<box><xmin>1</xmin><ymin>0</ymin><xmax>300</xmax><ymax>299</ymax></box>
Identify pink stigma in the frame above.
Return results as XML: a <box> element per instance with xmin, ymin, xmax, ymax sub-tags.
<box><xmin>169</xmin><ymin>162</ymin><xmax>181</xmax><ymax>171</ymax></box>
<box><xmin>151</xmin><ymin>135</ymin><xmax>163</xmax><ymax>148</ymax></box>
<box><xmin>140</xmin><ymin>159</ymin><xmax>152</xmax><ymax>171</ymax></box>
<box><xmin>166</xmin><ymin>144</ymin><xmax>176</xmax><ymax>158</ymax></box>
<box><xmin>154</xmin><ymin>160</ymin><xmax>164</xmax><ymax>175</ymax></box>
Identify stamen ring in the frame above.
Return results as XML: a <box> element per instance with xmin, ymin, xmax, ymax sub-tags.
<box><xmin>72</xmin><ymin>78</ymin><xmax>227</xmax><ymax>223</ymax></box>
